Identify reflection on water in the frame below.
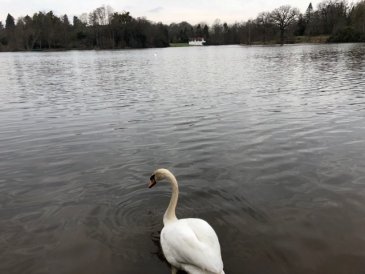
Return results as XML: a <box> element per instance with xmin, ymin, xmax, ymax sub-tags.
<box><xmin>0</xmin><ymin>44</ymin><xmax>365</xmax><ymax>274</ymax></box>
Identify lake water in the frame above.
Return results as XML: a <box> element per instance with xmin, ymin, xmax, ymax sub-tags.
<box><xmin>0</xmin><ymin>44</ymin><xmax>365</xmax><ymax>274</ymax></box>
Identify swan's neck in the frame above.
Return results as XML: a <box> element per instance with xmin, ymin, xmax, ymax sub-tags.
<box><xmin>163</xmin><ymin>172</ymin><xmax>179</xmax><ymax>225</ymax></box>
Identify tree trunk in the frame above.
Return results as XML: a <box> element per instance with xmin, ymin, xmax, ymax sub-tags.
<box><xmin>280</xmin><ymin>28</ymin><xmax>285</xmax><ymax>45</ymax></box>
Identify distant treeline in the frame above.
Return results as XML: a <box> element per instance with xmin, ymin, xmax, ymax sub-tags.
<box><xmin>0</xmin><ymin>0</ymin><xmax>365</xmax><ymax>51</ymax></box>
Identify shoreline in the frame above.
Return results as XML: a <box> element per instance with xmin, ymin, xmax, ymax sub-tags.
<box><xmin>1</xmin><ymin>36</ymin><xmax>364</xmax><ymax>53</ymax></box>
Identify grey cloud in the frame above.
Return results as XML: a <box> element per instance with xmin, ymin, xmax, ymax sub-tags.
<box><xmin>148</xmin><ymin>6</ymin><xmax>163</xmax><ymax>13</ymax></box>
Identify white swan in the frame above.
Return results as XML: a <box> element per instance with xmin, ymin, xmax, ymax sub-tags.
<box><xmin>148</xmin><ymin>168</ymin><xmax>225</xmax><ymax>274</ymax></box>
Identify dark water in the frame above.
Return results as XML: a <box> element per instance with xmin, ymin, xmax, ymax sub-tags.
<box><xmin>0</xmin><ymin>44</ymin><xmax>365</xmax><ymax>274</ymax></box>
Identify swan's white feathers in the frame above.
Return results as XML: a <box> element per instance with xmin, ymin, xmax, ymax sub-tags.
<box><xmin>150</xmin><ymin>168</ymin><xmax>224</xmax><ymax>274</ymax></box>
<box><xmin>161</xmin><ymin>218</ymin><xmax>223</xmax><ymax>274</ymax></box>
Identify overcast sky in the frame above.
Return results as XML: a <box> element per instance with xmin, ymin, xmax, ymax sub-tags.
<box><xmin>1</xmin><ymin>0</ymin><xmax>324</xmax><ymax>25</ymax></box>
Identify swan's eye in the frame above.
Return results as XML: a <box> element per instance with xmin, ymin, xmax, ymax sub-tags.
<box><xmin>150</xmin><ymin>174</ymin><xmax>155</xmax><ymax>181</ymax></box>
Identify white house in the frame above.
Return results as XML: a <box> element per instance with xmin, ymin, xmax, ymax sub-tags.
<box><xmin>188</xmin><ymin>37</ymin><xmax>206</xmax><ymax>46</ymax></box>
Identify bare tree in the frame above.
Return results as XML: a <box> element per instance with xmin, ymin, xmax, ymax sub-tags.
<box><xmin>256</xmin><ymin>12</ymin><xmax>272</xmax><ymax>43</ymax></box>
<box><xmin>317</xmin><ymin>0</ymin><xmax>348</xmax><ymax>33</ymax></box>
<box><xmin>79</xmin><ymin>13</ymin><xmax>88</xmax><ymax>25</ymax></box>
<box><xmin>89</xmin><ymin>5</ymin><xmax>114</xmax><ymax>26</ymax></box>
<box><xmin>350</xmin><ymin>0</ymin><xmax>365</xmax><ymax>33</ymax></box>
<box><xmin>270</xmin><ymin>5</ymin><xmax>299</xmax><ymax>44</ymax></box>
<box><xmin>212</xmin><ymin>19</ymin><xmax>224</xmax><ymax>44</ymax></box>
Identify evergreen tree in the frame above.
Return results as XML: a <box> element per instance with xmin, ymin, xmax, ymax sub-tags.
<box><xmin>0</xmin><ymin>21</ymin><xmax>5</xmax><ymax>48</ymax></box>
<box><xmin>5</xmin><ymin>13</ymin><xmax>15</xmax><ymax>29</ymax></box>
<box><xmin>5</xmin><ymin>13</ymin><xmax>16</xmax><ymax>49</ymax></box>
<box><xmin>62</xmin><ymin>15</ymin><xmax>70</xmax><ymax>26</ymax></box>
<box><xmin>306</xmin><ymin>3</ymin><xmax>314</xmax><ymax>22</ymax></box>
<box><xmin>203</xmin><ymin>25</ymin><xmax>209</xmax><ymax>39</ymax></box>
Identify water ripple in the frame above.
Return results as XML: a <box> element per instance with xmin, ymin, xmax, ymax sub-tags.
<box><xmin>0</xmin><ymin>44</ymin><xmax>365</xmax><ymax>274</ymax></box>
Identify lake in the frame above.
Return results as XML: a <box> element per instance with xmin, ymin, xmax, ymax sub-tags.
<box><xmin>0</xmin><ymin>44</ymin><xmax>365</xmax><ymax>274</ymax></box>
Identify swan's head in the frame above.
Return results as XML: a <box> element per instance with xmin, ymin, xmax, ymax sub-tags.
<box><xmin>148</xmin><ymin>168</ymin><xmax>173</xmax><ymax>188</ymax></box>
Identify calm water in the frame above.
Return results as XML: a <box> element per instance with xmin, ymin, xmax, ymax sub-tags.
<box><xmin>1</xmin><ymin>44</ymin><xmax>365</xmax><ymax>274</ymax></box>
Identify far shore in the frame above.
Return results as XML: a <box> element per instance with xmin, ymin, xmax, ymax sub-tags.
<box><xmin>2</xmin><ymin>35</ymin><xmax>356</xmax><ymax>53</ymax></box>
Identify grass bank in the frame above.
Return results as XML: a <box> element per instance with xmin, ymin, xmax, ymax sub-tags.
<box><xmin>169</xmin><ymin>43</ymin><xmax>189</xmax><ymax>47</ymax></box>
<box><xmin>294</xmin><ymin>35</ymin><xmax>330</xmax><ymax>43</ymax></box>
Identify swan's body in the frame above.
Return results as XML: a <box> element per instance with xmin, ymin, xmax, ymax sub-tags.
<box><xmin>148</xmin><ymin>168</ymin><xmax>224</xmax><ymax>274</ymax></box>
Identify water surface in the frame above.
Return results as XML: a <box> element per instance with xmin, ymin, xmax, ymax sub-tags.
<box><xmin>1</xmin><ymin>44</ymin><xmax>365</xmax><ymax>274</ymax></box>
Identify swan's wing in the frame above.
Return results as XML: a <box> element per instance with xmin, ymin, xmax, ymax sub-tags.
<box><xmin>161</xmin><ymin>219</ymin><xmax>223</xmax><ymax>273</ymax></box>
